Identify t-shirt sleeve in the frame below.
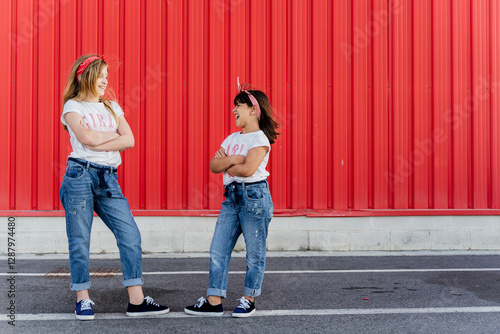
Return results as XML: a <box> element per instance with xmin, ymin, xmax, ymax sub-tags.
<box><xmin>249</xmin><ymin>132</ymin><xmax>271</xmax><ymax>151</ymax></box>
<box><xmin>61</xmin><ymin>100</ymin><xmax>83</xmax><ymax>126</ymax></box>
<box><xmin>220</xmin><ymin>133</ymin><xmax>233</xmax><ymax>150</ymax></box>
<box><xmin>111</xmin><ymin>101</ymin><xmax>125</xmax><ymax>118</ymax></box>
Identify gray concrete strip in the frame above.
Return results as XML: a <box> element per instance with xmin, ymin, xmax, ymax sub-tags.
<box><xmin>4</xmin><ymin>250</ymin><xmax>500</xmax><ymax>261</ymax></box>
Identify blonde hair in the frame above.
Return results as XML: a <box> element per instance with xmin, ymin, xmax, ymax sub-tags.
<box><xmin>62</xmin><ymin>54</ymin><xmax>120</xmax><ymax>131</ymax></box>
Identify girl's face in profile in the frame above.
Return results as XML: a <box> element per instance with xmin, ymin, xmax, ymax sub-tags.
<box><xmin>95</xmin><ymin>66</ymin><xmax>108</xmax><ymax>97</ymax></box>
<box><xmin>232</xmin><ymin>102</ymin><xmax>254</xmax><ymax>128</ymax></box>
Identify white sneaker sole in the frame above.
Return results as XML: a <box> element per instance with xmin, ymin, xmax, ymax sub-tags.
<box><xmin>75</xmin><ymin>313</ymin><xmax>95</xmax><ymax>320</ymax></box>
<box><xmin>184</xmin><ymin>308</ymin><xmax>224</xmax><ymax>317</ymax></box>
<box><xmin>126</xmin><ymin>308</ymin><xmax>170</xmax><ymax>317</ymax></box>
<box><xmin>232</xmin><ymin>309</ymin><xmax>256</xmax><ymax>318</ymax></box>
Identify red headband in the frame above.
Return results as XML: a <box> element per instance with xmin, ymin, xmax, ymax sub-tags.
<box><xmin>237</xmin><ymin>77</ymin><xmax>261</xmax><ymax>120</ymax></box>
<box><xmin>77</xmin><ymin>56</ymin><xmax>101</xmax><ymax>77</ymax></box>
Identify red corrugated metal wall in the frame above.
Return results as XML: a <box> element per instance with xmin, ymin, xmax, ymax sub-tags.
<box><xmin>1</xmin><ymin>0</ymin><xmax>499</xmax><ymax>215</ymax></box>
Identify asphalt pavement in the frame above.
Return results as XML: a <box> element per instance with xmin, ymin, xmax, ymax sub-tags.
<box><xmin>1</xmin><ymin>251</ymin><xmax>500</xmax><ymax>334</ymax></box>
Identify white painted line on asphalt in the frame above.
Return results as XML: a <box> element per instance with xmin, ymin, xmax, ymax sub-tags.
<box><xmin>2</xmin><ymin>268</ymin><xmax>500</xmax><ymax>277</ymax></box>
<box><xmin>259</xmin><ymin>268</ymin><xmax>500</xmax><ymax>274</ymax></box>
<box><xmin>262</xmin><ymin>307</ymin><xmax>500</xmax><ymax>316</ymax></box>
<box><xmin>7</xmin><ymin>306</ymin><xmax>500</xmax><ymax>321</ymax></box>
<box><xmin>143</xmin><ymin>268</ymin><xmax>500</xmax><ymax>275</ymax></box>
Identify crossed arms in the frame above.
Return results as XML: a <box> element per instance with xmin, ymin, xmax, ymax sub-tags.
<box><xmin>210</xmin><ymin>146</ymin><xmax>268</xmax><ymax>177</ymax></box>
<box><xmin>65</xmin><ymin>112</ymin><xmax>134</xmax><ymax>152</ymax></box>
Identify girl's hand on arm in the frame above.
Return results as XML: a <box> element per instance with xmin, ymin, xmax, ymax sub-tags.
<box><xmin>214</xmin><ymin>147</ymin><xmax>227</xmax><ymax>159</ymax></box>
<box><xmin>65</xmin><ymin>112</ymin><xmax>119</xmax><ymax>146</ymax></box>
<box><xmin>85</xmin><ymin>115</ymin><xmax>135</xmax><ymax>152</ymax></box>
<box><xmin>80</xmin><ymin>119</ymin><xmax>90</xmax><ymax>130</ymax></box>
<box><xmin>226</xmin><ymin>146</ymin><xmax>268</xmax><ymax>177</ymax></box>
<box><xmin>210</xmin><ymin>147</ymin><xmax>246</xmax><ymax>173</ymax></box>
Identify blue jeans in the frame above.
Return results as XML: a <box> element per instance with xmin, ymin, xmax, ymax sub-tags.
<box><xmin>60</xmin><ymin>158</ymin><xmax>143</xmax><ymax>291</ymax></box>
<box><xmin>207</xmin><ymin>180</ymin><xmax>273</xmax><ymax>298</ymax></box>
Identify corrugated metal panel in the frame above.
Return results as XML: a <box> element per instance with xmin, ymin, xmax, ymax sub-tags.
<box><xmin>0</xmin><ymin>0</ymin><xmax>499</xmax><ymax>215</ymax></box>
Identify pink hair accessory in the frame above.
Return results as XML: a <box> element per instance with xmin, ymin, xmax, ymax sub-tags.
<box><xmin>237</xmin><ymin>77</ymin><xmax>261</xmax><ymax>120</ymax></box>
<box><xmin>77</xmin><ymin>56</ymin><xmax>100</xmax><ymax>77</ymax></box>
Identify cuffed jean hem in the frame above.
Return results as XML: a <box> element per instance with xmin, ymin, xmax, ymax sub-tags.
<box><xmin>70</xmin><ymin>281</ymin><xmax>91</xmax><ymax>291</ymax></box>
<box><xmin>123</xmin><ymin>277</ymin><xmax>144</xmax><ymax>288</ymax></box>
<box><xmin>244</xmin><ymin>286</ymin><xmax>262</xmax><ymax>298</ymax></box>
<box><xmin>207</xmin><ymin>288</ymin><xmax>226</xmax><ymax>299</ymax></box>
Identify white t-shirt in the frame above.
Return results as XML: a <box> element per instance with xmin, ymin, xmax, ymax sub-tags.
<box><xmin>220</xmin><ymin>130</ymin><xmax>271</xmax><ymax>185</ymax></box>
<box><xmin>61</xmin><ymin>99</ymin><xmax>124</xmax><ymax>167</ymax></box>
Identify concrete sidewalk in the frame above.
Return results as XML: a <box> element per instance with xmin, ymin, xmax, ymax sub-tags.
<box><xmin>3</xmin><ymin>215</ymin><xmax>500</xmax><ymax>256</ymax></box>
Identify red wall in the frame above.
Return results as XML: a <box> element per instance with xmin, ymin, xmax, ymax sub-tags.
<box><xmin>1</xmin><ymin>0</ymin><xmax>499</xmax><ymax>216</ymax></box>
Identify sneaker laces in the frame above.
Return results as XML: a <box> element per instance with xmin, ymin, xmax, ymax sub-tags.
<box><xmin>236</xmin><ymin>297</ymin><xmax>251</xmax><ymax>310</ymax></box>
<box><xmin>144</xmin><ymin>296</ymin><xmax>160</xmax><ymax>307</ymax></box>
<box><xmin>195</xmin><ymin>296</ymin><xmax>207</xmax><ymax>308</ymax></box>
<box><xmin>80</xmin><ymin>299</ymin><xmax>95</xmax><ymax>311</ymax></box>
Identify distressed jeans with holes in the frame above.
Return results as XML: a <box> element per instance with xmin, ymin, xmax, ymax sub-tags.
<box><xmin>207</xmin><ymin>181</ymin><xmax>273</xmax><ymax>298</ymax></box>
<box><xmin>59</xmin><ymin>159</ymin><xmax>143</xmax><ymax>291</ymax></box>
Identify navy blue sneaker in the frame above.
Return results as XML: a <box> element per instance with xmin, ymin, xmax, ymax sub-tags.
<box><xmin>126</xmin><ymin>296</ymin><xmax>169</xmax><ymax>317</ymax></box>
<box><xmin>75</xmin><ymin>299</ymin><xmax>95</xmax><ymax>320</ymax></box>
<box><xmin>184</xmin><ymin>297</ymin><xmax>224</xmax><ymax>316</ymax></box>
<box><xmin>232</xmin><ymin>297</ymin><xmax>255</xmax><ymax>318</ymax></box>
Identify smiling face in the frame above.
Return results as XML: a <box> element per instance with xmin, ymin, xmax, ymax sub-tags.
<box><xmin>75</xmin><ymin>57</ymin><xmax>109</xmax><ymax>103</ymax></box>
<box><xmin>95</xmin><ymin>66</ymin><xmax>108</xmax><ymax>97</ymax></box>
<box><xmin>232</xmin><ymin>102</ymin><xmax>255</xmax><ymax>128</ymax></box>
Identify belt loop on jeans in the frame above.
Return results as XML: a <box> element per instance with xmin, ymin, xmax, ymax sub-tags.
<box><xmin>85</xmin><ymin>160</ymin><xmax>91</xmax><ymax>170</ymax></box>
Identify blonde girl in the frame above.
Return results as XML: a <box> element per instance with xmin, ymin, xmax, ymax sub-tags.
<box><xmin>60</xmin><ymin>55</ymin><xmax>168</xmax><ymax>320</ymax></box>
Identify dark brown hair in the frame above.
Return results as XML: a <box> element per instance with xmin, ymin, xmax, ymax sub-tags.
<box><xmin>234</xmin><ymin>90</ymin><xmax>279</xmax><ymax>144</ymax></box>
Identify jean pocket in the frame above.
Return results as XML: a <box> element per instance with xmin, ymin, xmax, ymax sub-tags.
<box><xmin>245</xmin><ymin>188</ymin><xmax>264</xmax><ymax>201</ymax></box>
<box><xmin>64</xmin><ymin>165</ymin><xmax>86</xmax><ymax>180</ymax></box>
<box><xmin>106</xmin><ymin>172</ymin><xmax>120</xmax><ymax>186</ymax></box>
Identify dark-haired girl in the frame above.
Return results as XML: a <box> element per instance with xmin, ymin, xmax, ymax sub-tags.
<box><xmin>185</xmin><ymin>79</ymin><xmax>279</xmax><ymax>318</ymax></box>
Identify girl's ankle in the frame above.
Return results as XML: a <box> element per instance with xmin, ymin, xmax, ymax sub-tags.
<box><xmin>207</xmin><ymin>296</ymin><xmax>222</xmax><ymax>305</ymax></box>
